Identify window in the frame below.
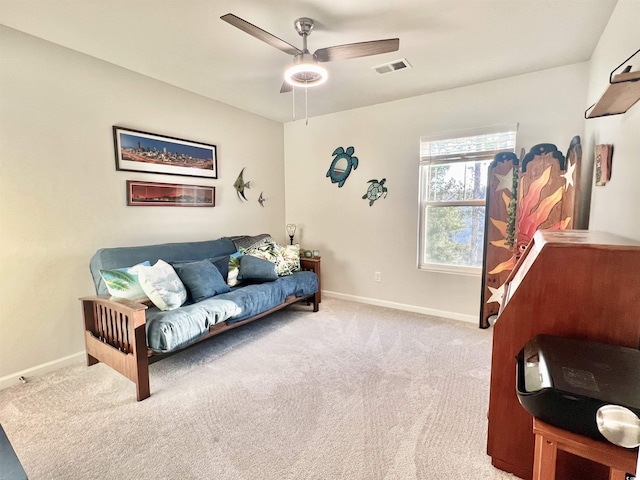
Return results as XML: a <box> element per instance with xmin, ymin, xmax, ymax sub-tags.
<box><xmin>418</xmin><ymin>125</ymin><xmax>517</xmax><ymax>274</ymax></box>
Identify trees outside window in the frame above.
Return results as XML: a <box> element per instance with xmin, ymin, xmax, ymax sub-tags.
<box><xmin>418</xmin><ymin>127</ymin><xmax>516</xmax><ymax>274</ymax></box>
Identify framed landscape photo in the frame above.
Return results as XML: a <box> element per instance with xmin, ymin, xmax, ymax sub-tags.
<box><xmin>114</xmin><ymin>126</ymin><xmax>217</xmax><ymax>179</ymax></box>
<box><xmin>127</xmin><ymin>180</ymin><xmax>215</xmax><ymax>207</ymax></box>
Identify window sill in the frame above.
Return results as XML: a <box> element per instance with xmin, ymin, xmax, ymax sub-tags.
<box><xmin>418</xmin><ymin>264</ymin><xmax>481</xmax><ymax>277</ymax></box>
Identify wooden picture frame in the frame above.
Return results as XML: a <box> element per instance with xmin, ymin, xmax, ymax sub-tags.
<box><xmin>114</xmin><ymin>126</ymin><xmax>217</xmax><ymax>179</ymax></box>
<box><xmin>127</xmin><ymin>180</ymin><xmax>215</xmax><ymax>207</ymax></box>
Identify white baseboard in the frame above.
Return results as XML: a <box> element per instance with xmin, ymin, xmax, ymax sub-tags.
<box><xmin>0</xmin><ymin>351</ymin><xmax>85</xmax><ymax>391</ymax></box>
<box><xmin>323</xmin><ymin>290</ymin><xmax>478</xmax><ymax>325</ymax></box>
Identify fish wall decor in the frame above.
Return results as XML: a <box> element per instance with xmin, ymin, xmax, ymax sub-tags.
<box><xmin>233</xmin><ymin>167</ymin><xmax>251</xmax><ymax>202</ymax></box>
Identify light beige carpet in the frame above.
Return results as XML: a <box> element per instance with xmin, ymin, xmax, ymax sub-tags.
<box><xmin>0</xmin><ymin>298</ymin><xmax>516</xmax><ymax>479</ymax></box>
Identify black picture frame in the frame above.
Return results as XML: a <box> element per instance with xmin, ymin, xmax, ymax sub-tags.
<box><xmin>113</xmin><ymin>126</ymin><xmax>217</xmax><ymax>179</ymax></box>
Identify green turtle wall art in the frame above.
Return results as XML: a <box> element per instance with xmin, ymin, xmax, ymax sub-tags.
<box><xmin>362</xmin><ymin>178</ymin><xmax>388</xmax><ymax>206</ymax></box>
<box><xmin>327</xmin><ymin>146</ymin><xmax>358</xmax><ymax>187</ymax></box>
<box><xmin>233</xmin><ymin>167</ymin><xmax>251</xmax><ymax>202</ymax></box>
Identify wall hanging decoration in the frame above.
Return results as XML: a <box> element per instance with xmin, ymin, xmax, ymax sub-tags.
<box><xmin>595</xmin><ymin>144</ymin><xmax>613</xmax><ymax>186</ymax></box>
<box><xmin>327</xmin><ymin>146</ymin><xmax>358</xmax><ymax>187</ymax></box>
<box><xmin>126</xmin><ymin>180</ymin><xmax>215</xmax><ymax>207</ymax></box>
<box><xmin>113</xmin><ymin>126</ymin><xmax>217</xmax><ymax>178</ymax></box>
<box><xmin>479</xmin><ymin>136</ymin><xmax>581</xmax><ymax>329</ymax></box>
<box><xmin>233</xmin><ymin>167</ymin><xmax>251</xmax><ymax>202</ymax></box>
<box><xmin>362</xmin><ymin>178</ymin><xmax>388</xmax><ymax>206</ymax></box>
<box><xmin>258</xmin><ymin>191</ymin><xmax>267</xmax><ymax>207</ymax></box>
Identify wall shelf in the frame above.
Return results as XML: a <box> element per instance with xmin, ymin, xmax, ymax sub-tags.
<box><xmin>586</xmin><ymin>49</ymin><xmax>640</xmax><ymax>119</ymax></box>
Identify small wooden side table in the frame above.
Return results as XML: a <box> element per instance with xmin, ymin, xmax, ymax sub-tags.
<box><xmin>532</xmin><ymin>418</ymin><xmax>637</xmax><ymax>480</ymax></box>
<box><xmin>300</xmin><ymin>256</ymin><xmax>321</xmax><ymax>303</ymax></box>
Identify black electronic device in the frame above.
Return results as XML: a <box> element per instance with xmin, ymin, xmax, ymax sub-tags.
<box><xmin>517</xmin><ymin>334</ymin><xmax>640</xmax><ymax>441</ymax></box>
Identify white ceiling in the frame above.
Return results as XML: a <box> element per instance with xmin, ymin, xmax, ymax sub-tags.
<box><xmin>0</xmin><ymin>0</ymin><xmax>618</xmax><ymax>123</ymax></box>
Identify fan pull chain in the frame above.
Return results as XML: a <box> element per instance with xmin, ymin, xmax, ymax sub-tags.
<box><xmin>292</xmin><ymin>86</ymin><xmax>296</xmax><ymax>121</ymax></box>
<box><xmin>305</xmin><ymin>81</ymin><xmax>309</xmax><ymax>126</ymax></box>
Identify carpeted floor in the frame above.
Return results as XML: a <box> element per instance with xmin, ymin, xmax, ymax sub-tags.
<box><xmin>0</xmin><ymin>298</ymin><xmax>516</xmax><ymax>479</ymax></box>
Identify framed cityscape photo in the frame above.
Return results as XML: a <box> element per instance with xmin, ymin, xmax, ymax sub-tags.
<box><xmin>113</xmin><ymin>126</ymin><xmax>217</xmax><ymax>179</ymax></box>
<box><xmin>127</xmin><ymin>181</ymin><xmax>215</xmax><ymax>207</ymax></box>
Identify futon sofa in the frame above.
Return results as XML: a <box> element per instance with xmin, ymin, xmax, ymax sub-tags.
<box><xmin>80</xmin><ymin>234</ymin><xmax>320</xmax><ymax>401</ymax></box>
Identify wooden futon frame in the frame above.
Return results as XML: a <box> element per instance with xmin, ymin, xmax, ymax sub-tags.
<box><xmin>80</xmin><ymin>259</ymin><xmax>320</xmax><ymax>401</ymax></box>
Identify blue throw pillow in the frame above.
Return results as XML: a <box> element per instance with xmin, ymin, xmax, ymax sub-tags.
<box><xmin>238</xmin><ymin>254</ymin><xmax>277</xmax><ymax>283</ymax></box>
<box><xmin>209</xmin><ymin>255</ymin><xmax>230</xmax><ymax>282</ymax></box>
<box><xmin>172</xmin><ymin>259</ymin><xmax>231</xmax><ymax>303</ymax></box>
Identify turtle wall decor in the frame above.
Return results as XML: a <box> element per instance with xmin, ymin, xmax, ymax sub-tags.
<box><xmin>362</xmin><ymin>178</ymin><xmax>387</xmax><ymax>206</ymax></box>
<box><xmin>327</xmin><ymin>146</ymin><xmax>358</xmax><ymax>187</ymax></box>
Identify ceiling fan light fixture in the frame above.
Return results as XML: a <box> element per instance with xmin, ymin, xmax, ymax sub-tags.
<box><xmin>285</xmin><ymin>63</ymin><xmax>327</xmax><ymax>88</ymax></box>
<box><xmin>284</xmin><ymin>53</ymin><xmax>328</xmax><ymax>88</ymax></box>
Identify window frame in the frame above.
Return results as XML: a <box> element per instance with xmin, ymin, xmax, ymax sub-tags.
<box><xmin>417</xmin><ymin>125</ymin><xmax>517</xmax><ymax>275</ymax></box>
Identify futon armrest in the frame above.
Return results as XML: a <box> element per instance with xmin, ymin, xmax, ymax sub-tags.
<box><xmin>80</xmin><ymin>295</ymin><xmax>149</xmax><ymax>327</ymax></box>
<box><xmin>79</xmin><ymin>295</ymin><xmax>150</xmax><ymax>309</ymax></box>
<box><xmin>79</xmin><ymin>295</ymin><xmax>151</xmax><ymax>401</ymax></box>
<box><xmin>80</xmin><ymin>295</ymin><xmax>149</xmax><ymax>333</ymax></box>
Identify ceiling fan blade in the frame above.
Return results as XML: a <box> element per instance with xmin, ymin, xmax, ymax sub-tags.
<box><xmin>314</xmin><ymin>38</ymin><xmax>399</xmax><ymax>62</ymax></box>
<box><xmin>280</xmin><ymin>81</ymin><xmax>293</xmax><ymax>93</ymax></box>
<box><xmin>221</xmin><ymin>13</ymin><xmax>302</xmax><ymax>56</ymax></box>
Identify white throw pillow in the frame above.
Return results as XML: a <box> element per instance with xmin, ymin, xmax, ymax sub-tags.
<box><xmin>137</xmin><ymin>259</ymin><xmax>187</xmax><ymax>311</ymax></box>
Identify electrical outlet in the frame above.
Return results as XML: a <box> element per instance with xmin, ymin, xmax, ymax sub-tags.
<box><xmin>374</xmin><ymin>271</ymin><xmax>381</xmax><ymax>282</ymax></box>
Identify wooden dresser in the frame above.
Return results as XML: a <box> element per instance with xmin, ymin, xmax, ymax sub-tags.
<box><xmin>487</xmin><ymin>229</ymin><xmax>640</xmax><ymax>480</ymax></box>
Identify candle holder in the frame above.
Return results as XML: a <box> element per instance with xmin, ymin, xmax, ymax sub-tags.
<box><xmin>286</xmin><ymin>224</ymin><xmax>297</xmax><ymax>245</ymax></box>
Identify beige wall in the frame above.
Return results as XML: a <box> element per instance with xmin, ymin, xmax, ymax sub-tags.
<box><xmin>0</xmin><ymin>26</ymin><xmax>285</xmax><ymax>385</ymax></box>
<box><xmin>583</xmin><ymin>0</ymin><xmax>640</xmax><ymax>240</ymax></box>
<box><xmin>1</xmin><ymin>0</ymin><xmax>637</xmax><ymax>388</ymax></box>
<box><xmin>284</xmin><ymin>64</ymin><xmax>588</xmax><ymax>322</ymax></box>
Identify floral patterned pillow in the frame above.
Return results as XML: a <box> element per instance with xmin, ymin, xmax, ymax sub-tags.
<box><xmin>227</xmin><ymin>252</ymin><xmax>242</xmax><ymax>287</ymax></box>
<box><xmin>242</xmin><ymin>241</ymin><xmax>279</xmax><ymax>263</ymax></box>
<box><xmin>242</xmin><ymin>241</ymin><xmax>300</xmax><ymax>276</ymax></box>
<box><xmin>278</xmin><ymin>244</ymin><xmax>300</xmax><ymax>276</ymax></box>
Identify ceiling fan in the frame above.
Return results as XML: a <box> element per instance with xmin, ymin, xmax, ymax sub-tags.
<box><xmin>221</xmin><ymin>13</ymin><xmax>399</xmax><ymax>93</ymax></box>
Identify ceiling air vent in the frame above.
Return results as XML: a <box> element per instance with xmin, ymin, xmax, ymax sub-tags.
<box><xmin>372</xmin><ymin>58</ymin><xmax>412</xmax><ymax>75</ymax></box>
